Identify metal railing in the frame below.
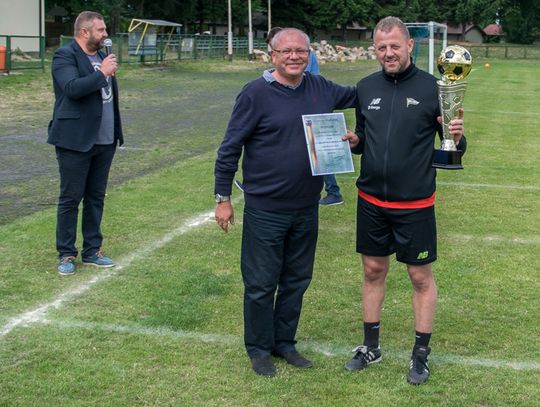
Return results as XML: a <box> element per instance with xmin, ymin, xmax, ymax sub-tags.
<box><xmin>60</xmin><ymin>34</ymin><xmax>267</xmax><ymax>64</ymax></box>
<box><xmin>0</xmin><ymin>35</ymin><xmax>46</xmax><ymax>72</ymax></box>
<box><xmin>53</xmin><ymin>35</ymin><xmax>540</xmax><ymax>66</ymax></box>
<box><xmin>463</xmin><ymin>43</ymin><xmax>540</xmax><ymax>59</ymax></box>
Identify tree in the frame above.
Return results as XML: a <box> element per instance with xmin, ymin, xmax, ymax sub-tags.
<box><xmin>317</xmin><ymin>0</ymin><xmax>376</xmax><ymax>40</ymax></box>
<box><xmin>428</xmin><ymin>0</ymin><xmax>501</xmax><ymax>41</ymax></box>
<box><xmin>499</xmin><ymin>0</ymin><xmax>540</xmax><ymax>44</ymax></box>
<box><xmin>269</xmin><ymin>0</ymin><xmax>374</xmax><ymax>38</ymax></box>
<box><xmin>47</xmin><ymin>0</ymin><xmax>540</xmax><ymax>42</ymax></box>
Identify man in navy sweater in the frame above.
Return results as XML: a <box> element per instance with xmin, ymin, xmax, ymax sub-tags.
<box><xmin>214</xmin><ymin>28</ymin><xmax>356</xmax><ymax>377</ymax></box>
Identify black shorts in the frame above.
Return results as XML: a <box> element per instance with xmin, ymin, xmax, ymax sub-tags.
<box><xmin>356</xmin><ymin>196</ymin><xmax>437</xmax><ymax>265</ymax></box>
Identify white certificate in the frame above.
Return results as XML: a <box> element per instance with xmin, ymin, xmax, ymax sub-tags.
<box><xmin>302</xmin><ymin>112</ymin><xmax>354</xmax><ymax>176</ymax></box>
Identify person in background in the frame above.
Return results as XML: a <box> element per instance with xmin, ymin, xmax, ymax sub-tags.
<box><xmin>214</xmin><ymin>28</ymin><xmax>356</xmax><ymax>377</ymax></box>
<box><xmin>342</xmin><ymin>16</ymin><xmax>466</xmax><ymax>385</ymax></box>
<box><xmin>304</xmin><ymin>32</ymin><xmax>344</xmax><ymax>206</ymax></box>
<box><xmin>48</xmin><ymin>11</ymin><xmax>123</xmax><ymax>275</ymax></box>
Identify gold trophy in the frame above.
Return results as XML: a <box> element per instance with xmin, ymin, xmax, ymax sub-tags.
<box><xmin>433</xmin><ymin>45</ymin><xmax>472</xmax><ymax>169</ymax></box>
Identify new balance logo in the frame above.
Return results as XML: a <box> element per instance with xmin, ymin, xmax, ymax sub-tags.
<box><xmin>417</xmin><ymin>251</ymin><xmax>429</xmax><ymax>260</ymax></box>
<box><xmin>368</xmin><ymin>98</ymin><xmax>381</xmax><ymax>110</ymax></box>
<box><xmin>406</xmin><ymin>97</ymin><xmax>420</xmax><ymax>108</ymax></box>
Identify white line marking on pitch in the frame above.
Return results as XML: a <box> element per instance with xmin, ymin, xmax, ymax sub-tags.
<box><xmin>338</xmin><ymin>177</ymin><xmax>540</xmax><ymax>191</ymax></box>
<box><xmin>437</xmin><ymin>181</ymin><xmax>539</xmax><ymax>191</ymax></box>
<box><xmin>0</xmin><ymin>210</ymin><xmax>216</xmax><ymax>338</ymax></box>
<box><xmin>467</xmin><ymin>109</ymin><xmax>540</xmax><ymax>117</ymax></box>
<box><xmin>40</xmin><ymin>318</ymin><xmax>540</xmax><ymax>372</ymax></box>
<box><xmin>447</xmin><ymin>234</ymin><xmax>540</xmax><ymax>245</ymax></box>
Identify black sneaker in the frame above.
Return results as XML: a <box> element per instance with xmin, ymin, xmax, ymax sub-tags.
<box><xmin>273</xmin><ymin>350</ymin><xmax>313</xmax><ymax>368</ymax></box>
<box><xmin>251</xmin><ymin>356</ymin><xmax>276</xmax><ymax>377</ymax></box>
<box><xmin>407</xmin><ymin>345</ymin><xmax>431</xmax><ymax>385</ymax></box>
<box><xmin>344</xmin><ymin>345</ymin><xmax>382</xmax><ymax>371</ymax></box>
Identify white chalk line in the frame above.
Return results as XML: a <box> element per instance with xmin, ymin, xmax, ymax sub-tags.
<box><xmin>338</xmin><ymin>177</ymin><xmax>540</xmax><ymax>191</ymax></box>
<box><xmin>0</xmin><ymin>209</ymin><xmax>216</xmax><ymax>338</ymax></box>
<box><xmin>1</xmin><ymin>193</ymin><xmax>537</xmax><ymax>374</ymax></box>
<box><xmin>446</xmin><ymin>234</ymin><xmax>540</xmax><ymax>246</ymax></box>
<box><xmin>436</xmin><ymin>181</ymin><xmax>539</xmax><ymax>191</ymax></box>
<box><xmin>37</xmin><ymin>318</ymin><xmax>540</xmax><ymax>372</ymax></box>
<box><xmin>467</xmin><ymin>109</ymin><xmax>540</xmax><ymax>117</ymax></box>
<box><xmin>1</xmin><ymin>199</ymin><xmax>538</xmax><ymax>372</ymax></box>
<box><xmin>328</xmin><ymin>179</ymin><xmax>540</xmax><ymax>245</ymax></box>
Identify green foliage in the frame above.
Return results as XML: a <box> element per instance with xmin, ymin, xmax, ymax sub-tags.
<box><xmin>47</xmin><ymin>0</ymin><xmax>540</xmax><ymax>43</ymax></box>
<box><xmin>499</xmin><ymin>0</ymin><xmax>540</xmax><ymax>44</ymax></box>
<box><xmin>318</xmin><ymin>0</ymin><xmax>377</xmax><ymax>36</ymax></box>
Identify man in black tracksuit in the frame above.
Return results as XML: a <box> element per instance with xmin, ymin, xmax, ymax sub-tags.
<box><xmin>342</xmin><ymin>16</ymin><xmax>466</xmax><ymax>385</ymax></box>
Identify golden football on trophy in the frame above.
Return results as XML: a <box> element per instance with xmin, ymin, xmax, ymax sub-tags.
<box><xmin>437</xmin><ymin>45</ymin><xmax>472</xmax><ymax>82</ymax></box>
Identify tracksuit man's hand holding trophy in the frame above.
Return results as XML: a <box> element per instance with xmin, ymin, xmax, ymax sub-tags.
<box><xmin>433</xmin><ymin>45</ymin><xmax>472</xmax><ymax>169</ymax></box>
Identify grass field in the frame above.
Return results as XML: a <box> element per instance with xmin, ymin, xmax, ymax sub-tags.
<box><xmin>0</xmin><ymin>58</ymin><xmax>539</xmax><ymax>406</ymax></box>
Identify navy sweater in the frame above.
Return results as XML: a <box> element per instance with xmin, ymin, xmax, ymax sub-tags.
<box><xmin>215</xmin><ymin>72</ymin><xmax>356</xmax><ymax>211</ymax></box>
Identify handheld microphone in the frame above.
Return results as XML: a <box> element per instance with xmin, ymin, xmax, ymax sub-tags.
<box><xmin>103</xmin><ymin>38</ymin><xmax>113</xmax><ymax>56</ymax></box>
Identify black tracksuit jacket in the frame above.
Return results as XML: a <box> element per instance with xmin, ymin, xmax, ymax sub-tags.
<box><xmin>351</xmin><ymin>63</ymin><xmax>466</xmax><ymax>203</ymax></box>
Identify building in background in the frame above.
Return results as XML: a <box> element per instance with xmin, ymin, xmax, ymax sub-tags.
<box><xmin>0</xmin><ymin>0</ymin><xmax>45</xmax><ymax>53</ymax></box>
<box><xmin>483</xmin><ymin>23</ymin><xmax>504</xmax><ymax>43</ymax></box>
<box><xmin>445</xmin><ymin>23</ymin><xmax>485</xmax><ymax>43</ymax></box>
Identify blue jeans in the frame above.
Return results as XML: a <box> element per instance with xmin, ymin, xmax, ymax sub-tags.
<box><xmin>55</xmin><ymin>144</ymin><xmax>116</xmax><ymax>259</ymax></box>
<box><xmin>323</xmin><ymin>174</ymin><xmax>342</xmax><ymax>198</ymax></box>
<box><xmin>241</xmin><ymin>206</ymin><xmax>318</xmax><ymax>358</ymax></box>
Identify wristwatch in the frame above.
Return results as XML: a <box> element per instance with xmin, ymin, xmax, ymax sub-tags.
<box><xmin>215</xmin><ymin>193</ymin><xmax>230</xmax><ymax>203</ymax></box>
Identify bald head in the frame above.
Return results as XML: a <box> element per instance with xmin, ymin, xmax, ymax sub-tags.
<box><xmin>270</xmin><ymin>28</ymin><xmax>310</xmax><ymax>50</ymax></box>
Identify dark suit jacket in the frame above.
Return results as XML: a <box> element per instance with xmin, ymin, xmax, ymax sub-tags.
<box><xmin>48</xmin><ymin>40</ymin><xmax>123</xmax><ymax>152</ymax></box>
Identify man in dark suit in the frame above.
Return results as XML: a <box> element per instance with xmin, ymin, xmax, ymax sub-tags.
<box><xmin>48</xmin><ymin>11</ymin><xmax>123</xmax><ymax>275</ymax></box>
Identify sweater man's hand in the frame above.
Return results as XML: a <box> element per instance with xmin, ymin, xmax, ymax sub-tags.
<box><xmin>215</xmin><ymin>201</ymin><xmax>234</xmax><ymax>233</ymax></box>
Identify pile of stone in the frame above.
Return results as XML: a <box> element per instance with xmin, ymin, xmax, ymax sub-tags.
<box><xmin>312</xmin><ymin>40</ymin><xmax>376</xmax><ymax>63</ymax></box>
<box><xmin>253</xmin><ymin>49</ymin><xmax>271</xmax><ymax>63</ymax></box>
<box><xmin>253</xmin><ymin>40</ymin><xmax>376</xmax><ymax>64</ymax></box>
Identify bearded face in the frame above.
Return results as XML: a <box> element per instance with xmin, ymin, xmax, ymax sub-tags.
<box><xmin>82</xmin><ymin>18</ymin><xmax>108</xmax><ymax>53</ymax></box>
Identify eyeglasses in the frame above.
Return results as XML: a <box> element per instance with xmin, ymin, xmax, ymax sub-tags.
<box><xmin>272</xmin><ymin>48</ymin><xmax>310</xmax><ymax>57</ymax></box>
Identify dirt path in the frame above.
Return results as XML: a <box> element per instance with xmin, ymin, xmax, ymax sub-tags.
<box><xmin>0</xmin><ymin>65</ymin><xmax>259</xmax><ymax>225</ymax></box>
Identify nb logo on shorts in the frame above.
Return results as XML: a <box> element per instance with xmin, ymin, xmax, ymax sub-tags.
<box><xmin>417</xmin><ymin>251</ymin><xmax>429</xmax><ymax>260</ymax></box>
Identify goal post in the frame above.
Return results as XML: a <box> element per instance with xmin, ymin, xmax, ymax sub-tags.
<box><xmin>405</xmin><ymin>22</ymin><xmax>447</xmax><ymax>75</ymax></box>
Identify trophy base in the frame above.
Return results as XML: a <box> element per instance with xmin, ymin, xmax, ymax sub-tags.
<box><xmin>432</xmin><ymin>149</ymin><xmax>463</xmax><ymax>170</ymax></box>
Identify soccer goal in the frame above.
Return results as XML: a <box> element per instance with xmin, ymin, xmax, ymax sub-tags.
<box><xmin>405</xmin><ymin>22</ymin><xmax>447</xmax><ymax>75</ymax></box>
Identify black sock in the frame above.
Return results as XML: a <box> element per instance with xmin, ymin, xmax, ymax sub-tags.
<box><xmin>363</xmin><ymin>321</ymin><xmax>380</xmax><ymax>348</ymax></box>
<box><xmin>415</xmin><ymin>331</ymin><xmax>432</xmax><ymax>348</ymax></box>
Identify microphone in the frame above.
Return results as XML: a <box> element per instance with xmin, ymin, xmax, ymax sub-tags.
<box><xmin>103</xmin><ymin>38</ymin><xmax>113</xmax><ymax>56</ymax></box>
<box><xmin>103</xmin><ymin>38</ymin><xmax>115</xmax><ymax>76</ymax></box>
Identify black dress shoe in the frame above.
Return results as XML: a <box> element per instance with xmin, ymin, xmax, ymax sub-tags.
<box><xmin>273</xmin><ymin>350</ymin><xmax>313</xmax><ymax>368</ymax></box>
<box><xmin>251</xmin><ymin>356</ymin><xmax>276</xmax><ymax>377</ymax></box>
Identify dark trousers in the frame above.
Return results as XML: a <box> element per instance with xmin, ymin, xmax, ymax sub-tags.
<box><xmin>241</xmin><ymin>205</ymin><xmax>318</xmax><ymax>358</ymax></box>
<box><xmin>55</xmin><ymin>144</ymin><xmax>116</xmax><ymax>259</ymax></box>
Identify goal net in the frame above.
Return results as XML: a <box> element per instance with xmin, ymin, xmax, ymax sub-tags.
<box><xmin>405</xmin><ymin>22</ymin><xmax>447</xmax><ymax>75</ymax></box>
